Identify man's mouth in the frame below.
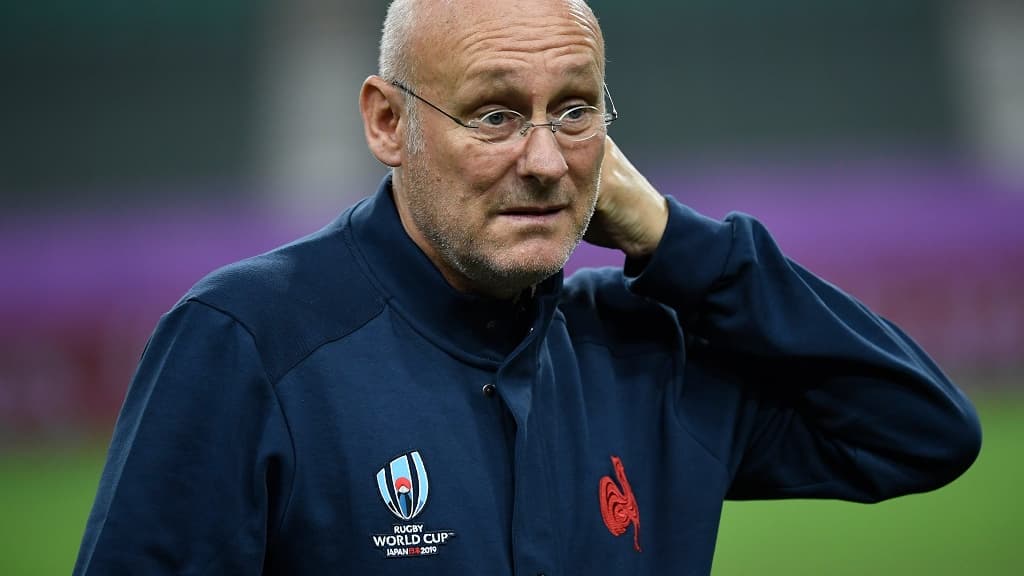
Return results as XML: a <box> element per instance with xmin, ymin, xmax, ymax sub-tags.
<box><xmin>498</xmin><ymin>205</ymin><xmax>567</xmax><ymax>217</ymax></box>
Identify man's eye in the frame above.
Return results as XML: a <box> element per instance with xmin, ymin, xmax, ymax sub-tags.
<box><xmin>480</xmin><ymin>110</ymin><xmax>516</xmax><ymax>126</ymax></box>
<box><xmin>561</xmin><ymin>106</ymin><xmax>591</xmax><ymax>122</ymax></box>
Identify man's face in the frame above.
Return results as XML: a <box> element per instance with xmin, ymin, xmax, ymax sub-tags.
<box><xmin>392</xmin><ymin>0</ymin><xmax>605</xmax><ymax>297</ymax></box>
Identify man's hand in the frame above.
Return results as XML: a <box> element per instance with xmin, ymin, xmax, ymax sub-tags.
<box><xmin>584</xmin><ymin>137</ymin><xmax>669</xmax><ymax>260</ymax></box>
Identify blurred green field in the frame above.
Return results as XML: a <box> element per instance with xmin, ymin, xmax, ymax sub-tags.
<box><xmin>713</xmin><ymin>394</ymin><xmax>1022</xmax><ymax>575</ymax></box>
<box><xmin>1</xmin><ymin>395</ymin><xmax>1020</xmax><ymax>575</ymax></box>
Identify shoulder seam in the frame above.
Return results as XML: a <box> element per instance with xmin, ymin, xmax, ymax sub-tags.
<box><xmin>183</xmin><ymin>295</ymin><xmax>386</xmax><ymax>386</ymax></box>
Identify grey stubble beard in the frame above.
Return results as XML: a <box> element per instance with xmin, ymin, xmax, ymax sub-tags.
<box><xmin>400</xmin><ymin>147</ymin><xmax>600</xmax><ymax>298</ymax></box>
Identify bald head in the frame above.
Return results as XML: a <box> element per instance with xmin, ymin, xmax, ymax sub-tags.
<box><xmin>379</xmin><ymin>0</ymin><xmax>604</xmax><ymax>87</ymax></box>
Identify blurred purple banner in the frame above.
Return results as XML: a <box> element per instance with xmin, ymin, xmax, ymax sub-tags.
<box><xmin>2</xmin><ymin>159</ymin><xmax>1021</xmax><ymax>436</ymax></box>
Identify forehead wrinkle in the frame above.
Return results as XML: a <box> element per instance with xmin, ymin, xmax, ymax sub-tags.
<box><xmin>448</xmin><ymin>19</ymin><xmax>602</xmax><ymax>89</ymax></box>
<box><xmin>453</xmin><ymin>17</ymin><xmax>600</xmax><ymax>58</ymax></box>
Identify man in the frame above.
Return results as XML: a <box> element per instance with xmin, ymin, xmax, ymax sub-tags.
<box><xmin>75</xmin><ymin>0</ymin><xmax>981</xmax><ymax>574</ymax></box>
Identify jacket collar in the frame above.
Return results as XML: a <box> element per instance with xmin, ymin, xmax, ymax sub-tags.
<box><xmin>347</xmin><ymin>174</ymin><xmax>563</xmax><ymax>364</ymax></box>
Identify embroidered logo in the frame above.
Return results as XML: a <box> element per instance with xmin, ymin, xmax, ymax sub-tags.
<box><xmin>598</xmin><ymin>455</ymin><xmax>642</xmax><ymax>552</ymax></box>
<box><xmin>371</xmin><ymin>450</ymin><xmax>456</xmax><ymax>559</ymax></box>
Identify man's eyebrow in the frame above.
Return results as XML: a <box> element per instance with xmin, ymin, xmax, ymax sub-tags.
<box><xmin>460</xmin><ymin>68</ymin><xmax>525</xmax><ymax>91</ymax></box>
<box><xmin>559</xmin><ymin>62</ymin><xmax>602</xmax><ymax>78</ymax></box>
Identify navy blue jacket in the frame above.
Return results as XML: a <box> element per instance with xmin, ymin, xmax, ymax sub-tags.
<box><xmin>75</xmin><ymin>176</ymin><xmax>980</xmax><ymax>575</ymax></box>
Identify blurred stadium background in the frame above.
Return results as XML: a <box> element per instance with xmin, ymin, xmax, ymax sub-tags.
<box><xmin>1</xmin><ymin>0</ymin><xmax>1021</xmax><ymax>573</ymax></box>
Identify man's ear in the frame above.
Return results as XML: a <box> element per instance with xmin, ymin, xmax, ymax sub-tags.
<box><xmin>360</xmin><ymin>76</ymin><xmax>404</xmax><ymax>167</ymax></box>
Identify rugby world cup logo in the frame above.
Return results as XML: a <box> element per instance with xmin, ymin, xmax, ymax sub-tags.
<box><xmin>377</xmin><ymin>451</ymin><xmax>429</xmax><ymax>521</ymax></box>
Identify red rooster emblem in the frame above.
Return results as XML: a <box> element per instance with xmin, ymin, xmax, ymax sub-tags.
<box><xmin>598</xmin><ymin>455</ymin><xmax>641</xmax><ymax>552</ymax></box>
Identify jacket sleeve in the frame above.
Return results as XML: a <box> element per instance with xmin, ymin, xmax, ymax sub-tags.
<box><xmin>74</xmin><ymin>300</ymin><xmax>294</xmax><ymax>575</ymax></box>
<box><xmin>625</xmin><ymin>197</ymin><xmax>981</xmax><ymax>503</ymax></box>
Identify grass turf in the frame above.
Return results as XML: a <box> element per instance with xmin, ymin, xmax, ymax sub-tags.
<box><xmin>1</xmin><ymin>396</ymin><xmax>1019</xmax><ymax>575</ymax></box>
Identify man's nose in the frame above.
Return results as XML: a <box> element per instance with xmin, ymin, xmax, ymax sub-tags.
<box><xmin>516</xmin><ymin>125</ymin><xmax>569</xmax><ymax>186</ymax></box>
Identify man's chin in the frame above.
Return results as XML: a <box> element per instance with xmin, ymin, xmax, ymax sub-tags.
<box><xmin>452</xmin><ymin>255</ymin><xmax>560</xmax><ymax>298</ymax></box>
<box><xmin>483</xmin><ymin>254</ymin><xmax>573</xmax><ymax>294</ymax></box>
<box><xmin>444</xmin><ymin>233</ymin><xmax>582</xmax><ymax>296</ymax></box>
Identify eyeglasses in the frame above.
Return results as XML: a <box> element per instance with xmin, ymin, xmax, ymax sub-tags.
<box><xmin>391</xmin><ymin>81</ymin><xmax>619</xmax><ymax>145</ymax></box>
